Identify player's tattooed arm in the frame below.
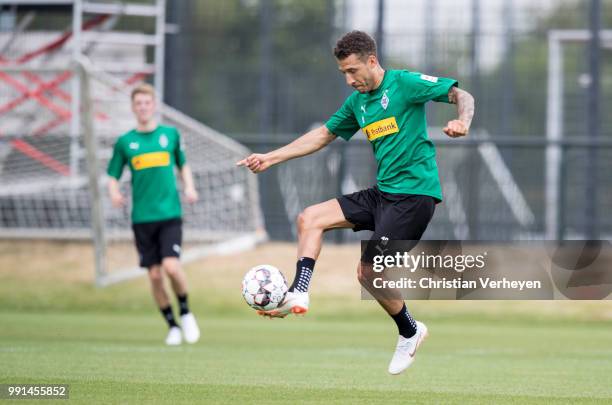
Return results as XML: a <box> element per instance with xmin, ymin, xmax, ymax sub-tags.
<box><xmin>237</xmin><ymin>126</ymin><xmax>336</xmax><ymax>173</ymax></box>
<box><xmin>449</xmin><ymin>87</ymin><xmax>475</xmax><ymax>127</ymax></box>
<box><xmin>444</xmin><ymin>87</ymin><xmax>475</xmax><ymax>138</ymax></box>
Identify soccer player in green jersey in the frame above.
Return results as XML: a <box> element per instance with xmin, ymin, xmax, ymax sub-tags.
<box><xmin>238</xmin><ymin>31</ymin><xmax>474</xmax><ymax>374</ymax></box>
<box><xmin>107</xmin><ymin>84</ymin><xmax>201</xmax><ymax>346</ymax></box>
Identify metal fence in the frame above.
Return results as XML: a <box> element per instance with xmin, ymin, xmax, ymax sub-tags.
<box><xmin>159</xmin><ymin>0</ymin><xmax>611</xmax><ymax>242</ymax></box>
<box><xmin>2</xmin><ymin>0</ymin><xmax>610</xmax><ymax>243</ymax></box>
<box><xmin>238</xmin><ymin>134</ymin><xmax>612</xmax><ymax>242</ymax></box>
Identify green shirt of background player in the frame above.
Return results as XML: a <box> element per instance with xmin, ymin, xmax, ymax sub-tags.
<box><xmin>107</xmin><ymin>83</ymin><xmax>201</xmax><ymax>346</ymax></box>
<box><xmin>237</xmin><ymin>31</ymin><xmax>475</xmax><ymax>375</ymax></box>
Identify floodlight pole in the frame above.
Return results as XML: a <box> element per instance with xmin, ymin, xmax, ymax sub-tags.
<box><xmin>500</xmin><ymin>0</ymin><xmax>514</xmax><ymax>138</ymax></box>
<box><xmin>585</xmin><ymin>0</ymin><xmax>600</xmax><ymax>240</ymax></box>
<box><xmin>375</xmin><ymin>0</ymin><xmax>385</xmax><ymax>66</ymax></box>
<box><xmin>467</xmin><ymin>0</ymin><xmax>481</xmax><ymax>240</ymax></box>
<box><xmin>546</xmin><ymin>32</ymin><xmax>563</xmax><ymax>240</ymax></box>
<box><xmin>259</xmin><ymin>0</ymin><xmax>273</xmax><ymax>137</ymax></box>
<box><xmin>154</xmin><ymin>0</ymin><xmax>166</xmax><ymax>105</ymax></box>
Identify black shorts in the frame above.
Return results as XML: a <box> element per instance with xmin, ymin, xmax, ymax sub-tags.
<box><xmin>132</xmin><ymin>218</ymin><xmax>182</xmax><ymax>268</ymax></box>
<box><xmin>337</xmin><ymin>186</ymin><xmax>436</xmax><ymax>263</ymax></box>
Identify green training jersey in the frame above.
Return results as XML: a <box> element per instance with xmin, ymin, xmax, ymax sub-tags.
<box><xmin>107</xmin><ymin>124</ymin><xmax>187</xmax><ymax>224</ymax></box>
<box><xmin>325</xmin><ymin>69</ymin><xmax>458</xmax><ymax>201</ymax></box>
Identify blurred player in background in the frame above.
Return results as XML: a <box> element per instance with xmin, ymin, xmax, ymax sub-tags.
<box><xmin>107</xmin><ymin>84</ymin><xmax>200</xmax><ymax>346</ymax></box>
<box><xmin>238</xmin><ymin>31</ymin><xmax>474</xmax><ymax>374</ymax></box>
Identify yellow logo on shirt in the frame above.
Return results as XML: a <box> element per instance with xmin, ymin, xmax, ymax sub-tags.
<box><xmin>363</xmin><ymin>117</ymin><xmax>399</xmax><ymax>141</ymax></box>
<box><xmin>131</xmin><ymin>151</ymin><xmax>170</xmax><ymax>170</ymax></box>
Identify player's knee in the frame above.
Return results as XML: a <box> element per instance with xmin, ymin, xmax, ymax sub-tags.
<box><xmin>356</xmin><ymin>264</ymin><xmax>367</xmax><ymax>286</ymax></box>
<box><xmin>148</xmin><ymin>267</ymin><xmax>163</xmax><ymax>284</ymax></box>
<box><xmin>296</xmin><ymin>211</ymin><xmax>306</xmax><ymax>233</ymax></box>
<box><xmin>297</xmin><ymin>206</ymin><xmax>319</xmax><ymax>233</ymax></box>
<box><xmin>162</xmin><ymin>258</ymin><xmax>181</xmax><ymax>277</ymax></box>
<box><xmin>296</xmin><ymin>210</ymin><xmax>311</xmax><ymax>232</ymax></box>
<box><xmin>357</xmin><ymin>267</ymin><xmax>365</xmax><ymax>285</ymax></box>
<box><xmin>356</xmin><ymin>262</ymin><xmax>374</xmax><ymax>286</ymax></box>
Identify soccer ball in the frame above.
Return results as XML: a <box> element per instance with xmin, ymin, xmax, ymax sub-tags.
<box><xmin>241</xmin><ymin>265</ymin><xmax>288</xmax><ymax>311</ymax></box>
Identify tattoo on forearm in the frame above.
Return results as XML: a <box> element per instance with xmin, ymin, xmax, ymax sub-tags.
<box><xmin>449</xmin><ymin>87</ymin><xmax>475</xmax><ymax>127</ymax></box>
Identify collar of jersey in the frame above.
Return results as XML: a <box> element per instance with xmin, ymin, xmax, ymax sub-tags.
<box><xmin>367</xmin><ymin>70</ymin><xmax>390</xmax><ymax>96</ymax></box>
<box><xmin>134</xmin><ymin>125</ymin><xmax>160</xmax><ymax>135</ymax></box>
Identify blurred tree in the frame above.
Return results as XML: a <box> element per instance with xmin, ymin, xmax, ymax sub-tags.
<box><xmin>168</xmin><ymin>0</ymin><xmax>344</xmax><ymax>137</ymax></box>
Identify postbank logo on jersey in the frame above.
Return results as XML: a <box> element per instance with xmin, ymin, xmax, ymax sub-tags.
<box><xmin>131</xmin><ymin>151</ymin><xmax>170</xmax><ymax>170</ymax></box>
<box><xmin>362</xmin><ymin>117</ymin><xmax>399</xmax><ymax>142</ymax></box>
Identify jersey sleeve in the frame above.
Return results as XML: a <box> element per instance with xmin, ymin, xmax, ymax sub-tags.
<box><xmin>325</xmin><ymin>93</ymin><xmax>360</xmax><ymax>141</ymax></box>
<box><xmin>400</xmin><ymin>71</ymin><xmax>458</xmax><ymax>104</ymax></box>
<box><xmin>107</xmin><ymin>138</ymin><xmax>126</xmax><ymax>180</ymax></box>
<box><xmin>174</xmin><ymin>128</ymin><xmax>187</xmax><ymax>168</ymax></box>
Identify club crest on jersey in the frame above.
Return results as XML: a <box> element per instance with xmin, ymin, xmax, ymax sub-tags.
<box><xmin>129</xmin><ymin>142</ymin><xmax>139</xmax><ymax>150</ymax></box>
<box><xmin>381</xmin><ymin>90</ymin><xmax>389</xmax><ymax>110</ymax></box>
<box><xmin>159</xmin><ymin>134</ymin><xmax>169</xmax><ymax>148</ymax></box>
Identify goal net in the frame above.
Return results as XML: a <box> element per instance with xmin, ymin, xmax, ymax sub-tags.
<box><xmin>0</xmin><ymin>59</ymin><xmax>265</xmax><ymax>286</ymax></box>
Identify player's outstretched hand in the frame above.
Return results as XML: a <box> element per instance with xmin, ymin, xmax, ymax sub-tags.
<box><xmin>110</xmin><ymin>191</ymin><xmax>126</xmax><ymax>208</ymax></box>
<box><xmin>185</xmin><ymin>187</ymin><xmax>199</xmax><ymax>204</ymax></box>
<box><xmin>443</xmin><ymin>119</ymin><xmax>469</xmax><ymax>138</ymax></box>
<box><xmin>236</xmin><ymin>153</ymin><xmax>271</xmax><ymax>173</ymax></box>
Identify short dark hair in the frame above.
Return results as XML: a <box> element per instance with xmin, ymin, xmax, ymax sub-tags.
<box><xmin>333</xmin><ymin>30</ymin><xmax>377</xmax><ymax>60</ymax></box>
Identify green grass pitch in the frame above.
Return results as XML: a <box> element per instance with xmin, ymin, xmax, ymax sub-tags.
<box><xmin>2</xmin><ymin>311</ymin><xmax>611</xmax><ymax>404</ymax></box>
<box><xmin>1</xmin><ymin>242</ymin><xmax>611</xmax><ymax>404</ymax></box>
